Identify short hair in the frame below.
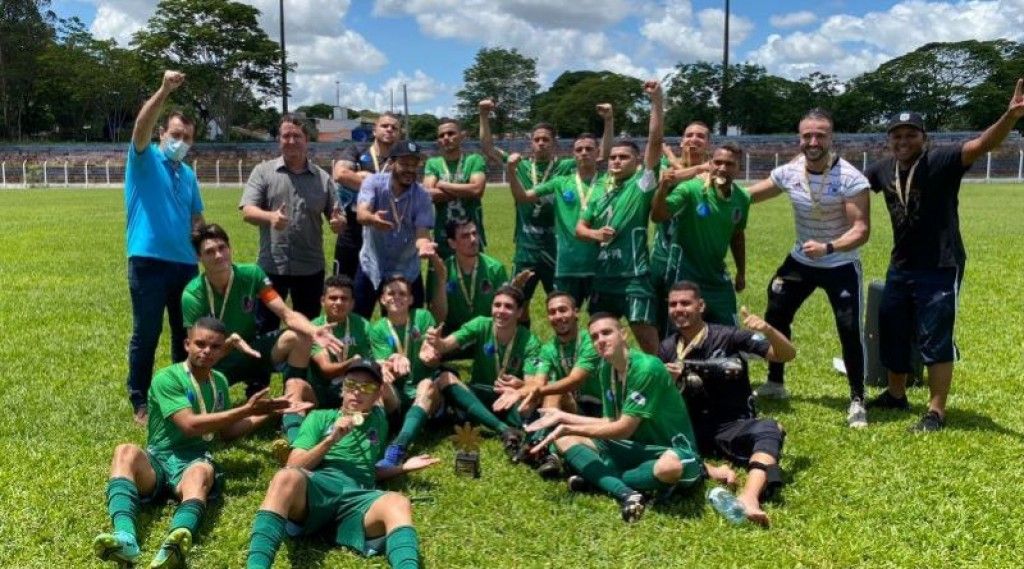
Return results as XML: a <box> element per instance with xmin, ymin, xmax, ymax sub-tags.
<box><xmin>669</xmin><ymin>280</ymin><xmax>703</xmax><ymax>298</ymax></box>
<box><xmin>165</xmin><ymin>110</ymin><xmax>195</xmax><ymax>130</ymax></box>
<box><xmin>191</xmin><ymin>223</ymin><xmax>230</xmax><ymax>253</ymax></box>
<box><xmin>191</xmin><ymin>316</ymin><xmax>227</xmax><ymax>337</ymax></box>
<box><xmin>574</xmin><ymin>132</ymin><xmax>598</xmax><ymax>144</ymax></box>
<box><xmin>611</xmin><ymin>138</ymin><xmax>640</xmax><ymax>155</ymax></box>
<box><xmin>279</xmin><ymin>113</ymin><xmax>311</xmax><ymax>138</ymax></box>
<box><xmin>381</xmin><ymin>274</ymin><xmax>412</xmax><ymax>295</ymax></box>
<box><xmin>376</xmin><ymin>112</ymin><xmax>401</xmax><ymax>125</ymax></box>
<box><xmin>438</xmin><ymin>117</ymin><xmax>461</xmax><ymax>130</ymax></box>
<box><xmin>324</xmin><ymin>274</ymin><xmax>355</xmax><ymax>295</ymax></box>
<box><xmin>801</xmin><ymin>108</ymin><xmax>834</xmax><ymax>129</ymax></box>
<box><xmin>684</xmin><ymin>121</ymin><xmax>711</xmax><ymax>134</ymax></box>
<box><xmin>531</xmin><ymin>122</ymin><xmax>557</xmax><ymax>138</ymax></box>
<box><xmin>588</xmin><ymin>311</ymin><xmax>622</xmax><ymax>328</ymax></box>
<box><xmin>715</xmin><ymin>141</ymin><xmax>743</xmax><ymax>158</ymax></box>
<box><xmin>445</xmin><ymin>217</ymin><xmax>476</xmax><ymax>241</ymax></box>
<box><xmin>546</xmin><ymin>291</ymin><xmax>577</xmax><ymax>309</ymax></box>
<box><xmin>494</xmin><ymin>284</ymin><xmax>525</xmax><ymax>309</ymax></box>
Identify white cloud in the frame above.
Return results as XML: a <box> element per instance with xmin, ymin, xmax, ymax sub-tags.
<box><xmin>641</xmin><ymin>1</ymin><xmax>756</xmax><ymax>62</ymax></box>
<box><xmin>769</xmin><ymin>10</ymin><xmax>817</xmax><ymax>29</ymax></box>
<box><xmin>289</xmin><ymin>69</ymin><xmax>450</xmax><ymax>115</ymax></box>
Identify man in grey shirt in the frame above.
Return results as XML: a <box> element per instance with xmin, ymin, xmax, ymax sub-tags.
<box><xmin>354</xmin><ymin>140</ymin><xmax>436</xmax><ymax>317</ymax></box>
<box><xmin>240</xmin><ymin>114</ymin><xmax>344</xmax><ymax>330</ymax></box>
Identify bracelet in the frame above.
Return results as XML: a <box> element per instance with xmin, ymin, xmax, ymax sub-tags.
<box><xmin>826</xmin><ymin>242</ymin><xmax>835</xmax><ymax>255</ymax></box>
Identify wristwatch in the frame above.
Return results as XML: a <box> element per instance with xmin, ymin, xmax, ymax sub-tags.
<box><xmin>826</xmin><ymin>242</ymin><xmax>835</xmax><ymax>255</ymax></box>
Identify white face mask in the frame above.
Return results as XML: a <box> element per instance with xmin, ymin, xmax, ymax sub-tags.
<box><xmin>162</xmin><ymin>137</ymin><xmax>190</xmax><ymax>162</ymax></box>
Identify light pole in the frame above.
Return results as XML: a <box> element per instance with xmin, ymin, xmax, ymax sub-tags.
<box><xmin>719</xmin><ymin>0</ymin><xmax>730</xmax><ymax>136</ymax></box>
<box><xmin>279</xmin><ymin>0</ymin><xmax>288</xmax><ymax>113</ymax></box>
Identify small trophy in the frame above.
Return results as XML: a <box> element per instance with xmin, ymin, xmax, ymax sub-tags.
<box><xmin>449</xmin><ymin>422</ymin><xmax>483</xmax><ymax>478</ymax></box>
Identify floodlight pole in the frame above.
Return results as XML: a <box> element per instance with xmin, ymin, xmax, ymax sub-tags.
<box><xmin>280</xmin><ymin>0</ymin><xmax>288</xmax><ymax>113</ymax></box>
<box><xmin>720</xmin><ymin>0</ymin><xmax>730</xmax><ymax>136</ymax></box>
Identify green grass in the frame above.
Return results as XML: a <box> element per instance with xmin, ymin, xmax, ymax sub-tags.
<box><xmin>2</xmin><ymin>183</ymin><xmax>1024</xmax><ymax>568</ymax></box>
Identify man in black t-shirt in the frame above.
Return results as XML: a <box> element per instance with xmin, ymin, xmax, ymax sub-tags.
<box><xmin>658</xmin><ymin>281</ymin><xmax>795</xmax><ymax>526</ymax></box>
<box><xmin>865</xmin><ymin>80</ymin><xmax>1024</xmax><ymax>433</ymax></box>
<box><xmin>331</xmin><ymin>113</ymin><xmax>401</xmax><ymax>278</ymax></box>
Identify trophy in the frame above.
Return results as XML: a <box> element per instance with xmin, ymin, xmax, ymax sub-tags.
<box><xmin>449</xmin><ymin>422</ymin><xmax>483</xmax><ymax>478</ymax></box>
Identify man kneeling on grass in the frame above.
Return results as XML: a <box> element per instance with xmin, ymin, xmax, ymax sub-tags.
<box><xmin>94</xmin><ymin>317</ymin><xmax>300</xmax><ymax>568</ymax></box>
<box><xmin>658</xmin><ymin>281</ymin><xmax>795</xmax><ymax>525</ymax></box>
<box><xmin>526</xmin><ymin>313</ymin><xmax>703</xmax><ymax>522</ymax></box>
<box><xmin>246</xmin><ymin>360</ymin><xmax>438</xmax><ymax>569</ymax></box>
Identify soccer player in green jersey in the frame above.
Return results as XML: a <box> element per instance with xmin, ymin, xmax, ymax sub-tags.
<box><xmin>507</xmin><ymin>127</ymin><xmax>608</xmax><ymax>308</ymax></box>
<box><xmin>94</xmin><ymin>317</ymin><xmax>296</xmax><ymax>568</ymax></box>
<box><xmin>479</xmin><ymin>99</ymin><xmax>613</xmax><ymax>325</ymax></box>
<box><xmin>526</xmin><ymin>313</ymin><xmax>703</xmax><ymax>522</ymax></box>
<box><xmin>422</xmin><ymin>285</ymin><xmax>541</xmax><ymax>459</ymax></box>
<box><xmin>245</xmin><ymin>360</ymin><xmax>439</xmax><ymax>569</ymax></box>
<box><xmin>651</xmin><ymin>121</ymin><xmax>712</xmax><ymax>334</ymax></box>
<box><xmin>423</xmin><ymin>118</ymin><xmax>488</xmax><ymax>259</ymax></box>
<box><xmin>576</xmin><ymin>80</ymin><xmax>665</xmax><ymax>354</ymax></box>
<box><xmin>651</xmin><ymin>142</ymin><xmax>750</xmax><ymax>326</ymax></box>
<box><xmin>182</xmin><ymin>224</ymin><xmax>344</xmax><ymax>396</ymax></box>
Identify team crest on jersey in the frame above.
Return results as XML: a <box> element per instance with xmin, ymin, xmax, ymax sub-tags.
<box><xmin>388</xmin><ymin>335</ymin><xmax>397</xmax><ymax>348</ymax></box>
<box><xmin>828</xmin><ymin>181</ymin><xmax>841</xmax><ymax>194</ymax></box>
<box><xmin>186</xmin><ymin>389</ymin><xmax>197</xmax><ymax>405</ymax></box>
<box><xmin>731</xmin><ymin>208</ymin><xmax>742</xmax><ymax>224</ymax></box>
<box><xmin>410</xmin><ymin>327</ymin><xmax>422</xmax><ymax>341</ymax></box>
<box><xmin>697</xmin><ymin>202</ymin><xmax>711</xmax><ymax>218</ymax></box>
<box><xmin>484</xmin><ymin>342</ymin><xmax>496</xmax><ymax>356</ymax></box>
<box><xmin>446</xmin><ymin>281</ymin><xmax>457</xmax><ymax>294</ymax></box>
<box><xmin>628</xmin><ymin>391</ymin><xmax>647</xmax><ymax>407</ymax></box>
<box><xmin>563</xmin><ymin>190</ymin><xmax>576</xmax><ymax>203</ymax></box>
<box><xmin>605</xmin><ymin>388</ymin><xmax>615</xmax><ymax>402</ymax></box>
<box><xmin>481</xmin><ymin>280</ymin><xmax>493</xmax><ymax>293</ymax></box>
<box><xmin>367</xmin><ymin>428</ymin><xmax>379</xmax><ymax>445</ymax></box>
<box><xmin>242</xmin><ymin>296</ymin><xmax>256</xmax><ymax>313</ymax></box>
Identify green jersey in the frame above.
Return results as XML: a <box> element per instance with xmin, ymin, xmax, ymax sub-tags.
<box><xmin>581</xmin><ymin>165</ymin><xmax>660</xmax><ymax>280</ymax></box>
<box><xmin>181</xmin><ymin>263</ymin><xmax>277</xmax><ymax>373</ymax></box>
<box><xmin>650</xmin><ymin>156</ymin><xmax>676</xmax><ymax>279</ymax></box>
<box><xmin>147</xmin><ymin>363</ymin><xmax>231</xmax><ymax>454</ymax></box>
<box><xmin>665</xmin><ymin>178</ymin><xmax>750</xmax><ymax>284</ymax></box>
<box><xmin>310</xmin><ymin>313</ymin><xmax>372</xmax><ymax>384</ymax></box>
<box><xmin>506</xmin><ymin>154</ymin><xmax>576</xmax><ymax>265</ymax></box>
<box><xmin>428</xmin><ymin>253</ymin><xmax>508</xmax><ymax>332</ymax></box>
<box><xmin>535</xmin><ymin>332</ymin><xmax>602</xmax><ymax>400</ymax></box>
<box><xmin>597</xmin><ymin>348</ymin><xmax>696</xmax><ymax>447</ymax></box>
<box><xmin>424</xmin><ymin>153</ymin><xmax>488</xmax><ymax>252</ymax></box>
<box><xmin>532</xmin><ymin>172</ymin><xmax>604</xmax><ymax>277</ymax></box>
<box><xmin>369</xmin><ymin>308</ymin><xmax>436</xmax><ymax>391</ymax></box>
<box><xmin>452</xmin><ymin>316</ymin><xmax>542</xmax><ymax>388</ymax></box>
<box><xmin>292</xmin><ymin>406</ymin><xmax>388</xmax><ymax>489</ymax></box>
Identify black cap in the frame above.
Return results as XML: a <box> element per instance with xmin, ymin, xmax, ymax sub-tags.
<box><xmin>343</xmin><ymin>359</ymin><xmax>384</xmax><ymax>384</ymax></box>
<box><xmin>886</xmin><ymin>111</ymin><xmax>926</xmax><ymax>133</ymax></box>
<box><xmin>388</xmin><ymin>140</ymin><xmax>422</xmax><ymax>158</ymax></box>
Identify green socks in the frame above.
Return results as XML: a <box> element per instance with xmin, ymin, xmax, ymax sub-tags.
<box><xmin>170</xmin><ymin>498</ymin><xmax>206</xmax><ymax>536</ymax></box>
<box><xmin>393</xmin><ymin>405</ymin><xmax>428</xmax><ymax>448</ymax></box>
<box><xmin>246</xmin><ymin>510</ymin><xmax>287</xmax><ymax>569</ymax></box>
<box><xmin>385</xmin><ymin>525</ymin><xmax>420</xmax><ymax>569</ymax></box>
<box><xmin>622</xmin><ymin>459</ymin><xmax>673</xmax><ymax>492</ymax></box>
<box><xmin>106</xmin><ymin>477</ymin><xmax>140</xmax><ymax>539</ymax></box>
<box><xmin>563</xmin><ymin>444</ymin><xmax>633</xmax><ymax>500</ymax></box>
<box><xmin>282</xmin><ymin>412</ymin><xmax>305</xmax><ymax>445</ymax></box>
<box><xmin>442</xmin><ymin>384</ymin><xmax>510</xmax><ymax>433</ymax></box>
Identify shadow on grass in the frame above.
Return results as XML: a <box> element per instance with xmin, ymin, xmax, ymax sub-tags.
<box><xmin>942</xmin><ymin>408</ymin><xmax>1024</xmax><ymax>441</ymax></box>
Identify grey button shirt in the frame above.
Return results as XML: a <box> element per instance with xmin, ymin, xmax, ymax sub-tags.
<box><xmin>239</xmin><ymin>157</ymin><xmax>337</xmax><ymax>276</ymax></box>
<box><xmin>357</xmin><ymin>172</ymin><xmax>435</xmax><ymax>287</ymax></box>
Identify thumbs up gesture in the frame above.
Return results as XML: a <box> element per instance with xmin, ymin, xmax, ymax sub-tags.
<box><xmin>270</xmin><ymin>203</ymin><xmax>290</xmax><ymax>230</ymax></box>
<box><xmin>740</xmin><ymin>306</ymin><xmax>770</xmax><ymax>333</ymax></box>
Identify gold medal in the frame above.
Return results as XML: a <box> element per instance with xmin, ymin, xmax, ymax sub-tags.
<box><xmin>350</xmin><ymin>413</ymin><xmax>365</xmax><ymax>427</ymax></box>
<box><xmin>184</xmin><ymin>362</ymin><xmax>219</xmax><ymax>442</ymax></box>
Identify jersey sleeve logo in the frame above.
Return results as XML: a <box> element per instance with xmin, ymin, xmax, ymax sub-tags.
<box><xmin>484</xmin><ymin>342</ymin><xmax>496</xmax><ymax>356</ymax></box>
<box><xmin>243</xmin><ymin>295</ymin><xmax>256</xmax><ymax>313</ymax></box>
<box><xmin>628</xmin><ymin>390</ymin><xmax>648</xmax><ymax>407</ymax></box>
<box><xmin>697</xmin><ymin>202</ymin><xmax>711</xmax><ymax>218</ymax></box>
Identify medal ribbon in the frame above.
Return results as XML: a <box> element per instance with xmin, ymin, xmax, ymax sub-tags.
<box><xmin>493</xmin><ymin>326</ymin><xmax>518</xmax><ymax>379</ymax></box>
<box><xmin>204</xmin><ymin>268</ymin><xmax>234</xmax><ymax>321</ymax></box>
<box><xmin>556</xmin><ymin>335</ymin><xmax>583</xmax><ymax>375</ymax></box>
<box><xmin>530</xmin><ymin>159</ymin><xmax>555</xmax><ymax>187</ymax></box>
<box><xmin>439</xmin><ymin>154</ymin><xmax>465</xmax><ymax>183</ymax></box>
<box><xmin>611</xmin><ymin>356</ymin><xmax>631</xmax><ymax>418</ymax></box>
<box><xmin>802</xmin><ymin>154</ymin><xmax>836</xmax><ymax>216</ymax></box>
<box><xmin>184</xmin><ymin>362</ymin><xmax>219</xmax><ymax>441</ymax></box>
<box><xmin>574</xmin><ymin>172</ymin><xmax>595</xmax><ymax>211</ymax></box>
<box><xmin>893</xmin><ymin>155</ymin><xmax>922</xmax><ymax>209</ymax></box>
<box><xmin>386</xmin><ymin>317</ymin><xmax>411</xmax><ymax>358</ymax></box>
<box><xmin>456</xmin><ymin>257</ymin><xmax>478</xmax><ymax>307</ymax></box>
<box><xmin>675</xmin><ymin>325</ymin><xmax>709</xmax><ymax>363</ymax></box>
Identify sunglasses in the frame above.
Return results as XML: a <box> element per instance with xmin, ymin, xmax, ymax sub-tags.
<box><xmin>342</xmin><ymin>379</ymin><xmax>380</xmax><ymax>394</ymax></box>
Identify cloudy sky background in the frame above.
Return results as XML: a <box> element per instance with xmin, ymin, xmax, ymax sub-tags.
<box><xmin>52</xmin><ymin>0</ymin><xmax>1024</xmax><ymax>116</ymax></box>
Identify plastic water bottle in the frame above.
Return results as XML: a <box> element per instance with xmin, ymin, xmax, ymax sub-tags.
<box><xmin>707</xmin><ymin>486</ymin><xmax>747</xmax><ymax>524</ymax></box>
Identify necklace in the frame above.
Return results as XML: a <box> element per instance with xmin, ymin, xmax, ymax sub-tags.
<box><xmin>388</xmin><ymin>186</ymin><xmax>411</xmax><ymax>233</ymax></box>
<box><xmin>574</xmin><ymin>172</ymin><xmax>596</xmax><ymax>211</ymax></box>
<box><xmin>386</xmin><ymin>316</ymin><xmax>411</xmax><ymax>358</ymax></box>
<box><xmin>803</xmin><ymin>153</ymin><xmax>835</xmax><ymax>220</ymax></box>
<box><xmin>610</xmin><ymin>354</ymin><xmax>630</xmax><ymax>418</ymax></box>
<box><xmin>893</xmin><ymin>154</ymin><xmax>923</xmax><ymax>209</ymax></box>
<box><xmin>530</xmin><ymin>159</ymin><xmax>555</xmax><ymax>187</ymax></box>
<box><xmin>183</xmin><ymin>362</ymin><xmax>219</xmax><ymax>442</ymax></box>
<box><xmin>204</xmin><ymin>268</ymin><xmax>234</xmax><ymax>321</ymax></box>
<box><xmin>455</xmin><ymin>256</ymin><xmax>478</xmax><ymax>307</ymax></box>
<box><xmin>439</xmin><ymin>153</ymin><xmax>465</xmax><ymax>183</ymax></box>
<box><xmin>493</xmin><ymin>325</ymin><xmax>517</xmax><ymax>379</ymax></box>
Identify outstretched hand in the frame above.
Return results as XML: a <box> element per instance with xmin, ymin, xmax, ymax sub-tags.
<box><xmin>402</xmin><ymin>454</ymin><xmax>441</xmax><ymax>472</ymax></box>
<box><xmin>225</xmin><ymin>333</ymin><xmax>260</xmax><ymax>359</ymax></box>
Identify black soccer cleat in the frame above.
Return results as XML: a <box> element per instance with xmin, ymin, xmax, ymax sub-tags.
<box><xmin>500</xmin><ymin>428</ymin><xmax>525</xmax><ymax>462</ymax></box>
<box><xmin>618</xmin><ymin>491</ymin><xmax>646</xmax><ymax>523</ymax></box>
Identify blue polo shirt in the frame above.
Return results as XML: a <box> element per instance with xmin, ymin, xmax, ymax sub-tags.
<box><xmin>124</xmin><ymin>143</ymin><xmax>204</xmax><ymax>264</ymax></box>
<box><xmin>357</xmin><ymin>172</ymin><xmax>434</xmax><ymax>287</ymax></box>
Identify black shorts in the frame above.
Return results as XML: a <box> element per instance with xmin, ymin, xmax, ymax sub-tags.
<box><xmin>708</xmin><ymin>418</ymin><xmax>785</xmax><ymax>465</ymax></box>
<box><xmin>879</xmin><ymin>266</ymin><xmax>962</xmax><ymax>371</ymax></box>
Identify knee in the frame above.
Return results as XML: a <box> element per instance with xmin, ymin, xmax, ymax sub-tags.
<box><xmin>285</xmin><ymin>378</ymin><xmax>313</xmax><ymax>398</ymax></box>
<box><xmin>653</xmin><ymin>451</ymin><xmax>683</xmax><ymax>484</ymax></box>
<box><xmin>434</xmin><ymin>371</ymin><xmax>458</xmax><ymax>390</ymax></box>
<box><xmin>269</xmin><ymin>468</ymin><xmax>306</xmax><ymax>498</ymax></box>
<box><xmin>113</xmin><ymin>444</ymin><xmax>145</xmax><ymax>468</ymax></box>
<box><xmin>417</xmin><ymin>379</ymin><xmax>438</xmax><ymax>398</ymax></box>
<box><xmin>379</xmin><ymin>492</ymin><xmax>413</xmax><ymax>526</ymax></box>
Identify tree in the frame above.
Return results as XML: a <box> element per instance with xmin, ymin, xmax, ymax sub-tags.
<box><xmin>531</xmin><ymin>71</ymin><xmax>645</xmax><ymax>136</ymax></box>
<box><xmin>408</xmin><ymin>113</ymin><xmax>440</xmax><ymax>142</ymax></box>
<box><xmin>455</xmin><ymin>47</ymin><xmax>539</xmax><ymax>135</ymax></box>
<box><xmin>0</xmin><ymin>0</ymin><xmax>55</xmax><ymax>139</ymax></box>
<box><xmin>664</xmin><ymin>62</ymin><xmax>721</xmax><ymax>135</ymax></box>
<box><xmin>132</xmin><ymin>0</ymin><xmax>283</xmax><ymax>141</ymax></box>
<box><xmin>296</xmin><ymin>103</ymin><xmax>335</xmax><ymax>120</ymax></box>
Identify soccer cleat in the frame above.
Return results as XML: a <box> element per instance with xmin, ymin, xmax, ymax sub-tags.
<box><xmin>499</xmin><ymin>428</ymin><xmax>525</xmax><ymax>462</ymax></box>
<box><xmin>375</xmin><ymin>444</ymin><xmax>407</xmax><ymax>470</ymax></box>
<box><xmin>270</xmin><ymin>438</ymin><xmax>292</xmax><ymax>466</ymax></box>
<box><xmin>93</xmin><ymin>531</ymin><xmax>141</xmax><ymax>566</ymax></box>
<box><xmin>618</xmin><ymin>491</ymin><xmax>646</xmax><ymax>523</ymax></box>
<box><xmin>755</xmin><ymin>381</ymin><xmax>789</xmax><ymax>400</ymax></box>
<box><xmin>149</xmin><ymin>528</ymin><xmax>191</xmax><ymax>569</ymax></box>
<box><xmin>536</xmin><ymin>453</ymin><xmax>563</xmax><ymax>479</ymax></box>
<box><xmin>847</xmin><ymin>398</ymin><xmax>868</xmax><ymax>429</ymax></box>
<box><xmin>909</xmin><ymin>410</ymin><xmax>945</xmax><ymax>433</ymax></box>
<box><xmin>866</xmin><ymin>390</ymin><xmax>910</xmax><ymax>411</ymax></box>
<box><xmin>566</xmin><ymin>475</ymin><xmax>591</xmax><ymax>493</ymax></box>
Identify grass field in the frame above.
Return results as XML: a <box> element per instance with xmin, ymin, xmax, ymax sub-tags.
<box><xmin>2</xmin><ymin>183</ymin><xmax>1024</xmax><ymax>568</ymax></box>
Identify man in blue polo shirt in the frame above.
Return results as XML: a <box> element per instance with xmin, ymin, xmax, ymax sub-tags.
<box><xmin>124</xmin><ymin>70</ymin><xmax>205</xmax><ymax>425</ymax></box>
<box><xmin>353</xmin><ymin>140</ymin><xmax>437</xmax><ymax>317</ymax></box>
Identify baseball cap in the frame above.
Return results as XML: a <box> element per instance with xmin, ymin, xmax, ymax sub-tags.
<box><xmin>886</xmin><ymin>111</ymin><xmax>926</xmax><ymax>133</ymax></box>
<box><xmin>388</xmin><ymin>140</ymin><xmax>422</xmax><ymax>159</ymax></box>
<box><xmin>343</xmin><ymin>359</ymin><xmax>384</xmax><ymax>384</ymax></box>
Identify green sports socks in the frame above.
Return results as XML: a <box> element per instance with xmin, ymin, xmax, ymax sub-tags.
<box><xmin>106</xmin><ymin>477</ymin><xmax>140</xmax><ymax>539</ymax></box>
<box><xmin>393</xmin><ymin>405</ymin><xmax>428</xmax><ymax>448</ymax></box>
<box><xmin>385</xmin><ymin>525</ymin><xmax>421</xmax><ymax>569</ymax></box>
<box><xmin>622</xmin><ymin>459</ymin><xmax>673</xmax><ymax>492</ymax></box>
<box><xmin>281</xmin><ymin>412</ymin><xmax>305</xmax><ymax>445</ymax></box>
<box><xmin>246</xmin><ymin>510</ymin><xmax>287</xmax><ymax>569</ymax></box>
<box><xmin>442</xmin><ymin>384</ymin><xmax>510</xmax><ymax>433</ymax></box>
<box><xmin>563</xmin><ymin>444</ymin><xmax>632</xmax><ymax>500</ymax></box>
<box><xmin>169</xmin><ymin>499</ymin><xmax>205</xmax><ymax>536</ymax></box>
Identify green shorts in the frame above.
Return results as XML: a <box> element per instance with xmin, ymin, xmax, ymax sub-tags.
<box><xmin>553</xmin><ymin>276</ymin><xmax>593</xmax><ymax>309</ymax></box>
<box><xmin>446</xmin><ymin>382</ymin><xmax>522</xmax><ymax>428</ymax></box>
<box><xmin>594</xmin><ymin>437</ymin><xmax>703</xmax><ymax>488</ymax></box>
<box><xmin>692</xmin><ymin>281</ymin><xmax>738</xmax><ymax>326</ymax></box>
<box><xmin>287</xmin><ymin>467</ymin><xmax>386</xmax><ymax>555</ymax></box>
<box><xmin>512</xmin><ymin>258</ymin><xmax>555</xmax><ymax>305</ymax></box>
<box><xmin>215</xmin><ymin>330</ymin><xmax>282</xmax><ymax>385</ymax></box>
<box><xmin>143</xmin><ymin>448</ymin><xmax>223</xmax><ymax>502</ymax></box>
<box><xmin>589</xmin><ymin>276</ymin><xmax>656</xmax><ymax>325</ymax></box>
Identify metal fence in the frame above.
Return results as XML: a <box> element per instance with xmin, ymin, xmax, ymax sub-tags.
<box><xmin>4</xmin><ymin>149</ymin><xmax>1023</xmax><ymax>189</ymax></box>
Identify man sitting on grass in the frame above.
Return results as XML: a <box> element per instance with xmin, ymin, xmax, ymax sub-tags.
<box><xmin>526</xmin><ymin>313</ymin><xmax>703</xmax><ymax>523</ymax></box>
<box><xmin>93</xmin><ymin>317</ymin><xmax>299</xmax><ymax>568</ymax></box>
<box><xmin>658</xmin><ymin>281</ymin><xmax>795</xmax><ymax>525</ymax></box>
<box><xmin>245</xmin><ymin>360</ymin><xmax>438</xmax><ymax>569</ymax></box>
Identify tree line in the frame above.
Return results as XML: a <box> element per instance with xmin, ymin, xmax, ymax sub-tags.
<box><xmin>2</xmin><ymin>0</ymin><xmax>1022</xmax><ymax>142</ymax></box>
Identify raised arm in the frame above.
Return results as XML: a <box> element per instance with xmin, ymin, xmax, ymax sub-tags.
<box><xmin>596</xmin><ymin>103</ymin><xmax>614</xmax><ymax>162</ymax></box>
<box><xmin>505</xmin><ymin>153</ymin><xmax>539</xmax><ymax>203</ymax></box>
<box><xmin>132</xmin><ymin>70</ymin><xmax>185</xmax><ymax>154</ymax></box>
<box><xmin>643</xmin><ymin>80</ymin><xmax>664</xmax><ymax>170</ymax></box>
<box><xmin>740</xmin><ymin>307</ymin><xmax>796</xmax><ymax>363</ymax></box>
<box><xmin>651</xmin><ymin>169</ymin><xmax>686</xmax><ymax>222</ymax></box>
<box><xmin>478</xmin><ymin>99</ymin><xmax>504</xmax><ymax>164</ymax></box>
<box><xmin>962</xmin><ymin>78</ymin><xmax>1024</xmax><ymax>167</ymax></box>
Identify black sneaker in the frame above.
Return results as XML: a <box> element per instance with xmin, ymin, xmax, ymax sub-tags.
<box><xmin>866</xmin><ymin>390</ymin><xmax>910</xmax><ymax>411</ymax></box>
<box><xmin>567</xmin><ymin>474</ymin><xmax>591</xmax><ymax>493</ymax></box>
<box><xmin>618</xmin><ymin>491</ymin><xmax>646</xmax><ymax>523</ymax></box>
<box><xmin>500</xmin><ymin>428</ymin><xmax>525</xmax><ymax>462</ymax></box>
<box><xmin>536</xmin><ymin>453</ymin><xmax>563</xmax><ymax>479</ymax></box>
<box><xmin>909</xmin><ymin>410</ymin><xmax>945</xmax><ymax>433</ymax></box>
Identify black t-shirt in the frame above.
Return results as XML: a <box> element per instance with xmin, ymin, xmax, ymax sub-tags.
<box><xmin>336</xmin><ymin>143</ymin><xmax>391</xmax><ymax>246</ymax></box>
<box><xmin>658</xmin><ymin>324</ymin><xmax>770</xmax><ymax>437</ymax></box>
<box><xmin>865</xmin><ymin>145</ymin><xmax>970</xmax><ymax>270</ymax></box>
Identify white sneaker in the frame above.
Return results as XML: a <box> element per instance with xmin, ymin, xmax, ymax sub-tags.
<box><xmin>847</xmin><ymin>399</ymin><xmax>868</xmax><ymax>429</ymax></box>
<box><xmin>755</xmin><ymin>381</ymin><xmax>789</xmax><ymax>400</ymax></box>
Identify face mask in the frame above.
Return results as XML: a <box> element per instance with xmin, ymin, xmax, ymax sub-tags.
<box><xmin>162</xmin><ymin>138</ymin><xmax>190</xmax><ymax>162</ymax></box>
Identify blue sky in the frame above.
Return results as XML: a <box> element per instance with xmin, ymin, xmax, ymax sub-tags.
<box><xmin>52</xmin><ymin>0</ymin><xmax>1024</xmax><ymax>115</ymax></box>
